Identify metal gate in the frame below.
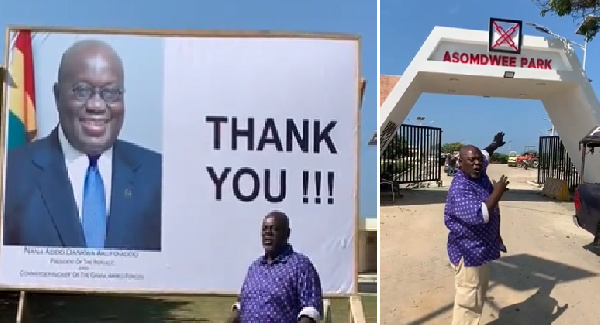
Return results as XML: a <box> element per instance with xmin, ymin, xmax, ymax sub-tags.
<box><xmin>380</xmin><ymin>124</ymin><xmax>443</xmax><ymax>184</ymax></box>
<box><xmin>537</xmin><ymin>136</ymin><xmax>580</xmax><ymax>190</ymax></box>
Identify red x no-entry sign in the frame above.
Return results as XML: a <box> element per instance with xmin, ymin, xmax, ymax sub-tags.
<box><xmin>488</xmin><ymin>17</ymin><xmax>523</xmax><ymax>54</ymax></box>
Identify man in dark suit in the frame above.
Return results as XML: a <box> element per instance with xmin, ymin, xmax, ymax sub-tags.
<box><xmin>3</xmin><ymin>39</ymin><xmax>162</xmax><ymax>251</ymax></box>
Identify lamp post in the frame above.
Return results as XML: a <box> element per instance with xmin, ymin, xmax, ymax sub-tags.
<box><xmin>575</xmin><ymin>15</ymin><xmax>598</xmax><ymax>70</ymax></box>
<box><xmin>526</xmin><ymin>21</ymin><xmax>589</xmax><ymax>71</ymax></box>
<box><xmin>544</xmin><ymin>117</ymin><xmax>555</xmax><ymax>136</ymax></box>
<box><xmin>507</xmin><ymin>140</ymin><xmax>512</xmax><ymax>152</ymax></box>
<box><xmin>416</xmin><ymin>116</ymin><xmax>425</xmax><ymax>126</ymax></box>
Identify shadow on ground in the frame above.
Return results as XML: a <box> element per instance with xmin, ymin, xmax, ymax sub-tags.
<box><xmin>582</xmin><ymin>243</ymin><xmax>600</xmax><ymax>257</ymax></box>
<box><xmin>0</xmin><ymin>293</ymin><xmax>210</xmax><ymax>323</ymax></box>
<box><xmin>0</xmin><ymin>291</ymin><xmax>20</xmax><ymax>322</ymax></box>
<box><xmin>0</xmin><ymin>291</ymin><xmax>378</xmax><ymax>323</ymax></box>
<box><xmin>381</xmin><ymin>187</ymin><xmax>562</xmax><ymax>207</ymax></box>
<box><xmin>403</xmin><ymin>253</ymin><xmax>597</xmax><ymax>325</ymax></box>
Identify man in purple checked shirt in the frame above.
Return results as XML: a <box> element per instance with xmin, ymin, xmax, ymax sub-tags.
<box><xmin>445</xmin><ymin>133</ymin><xmax>510</xmax><ymax>325</ymax></box>
<box><xmin>227</xmin><ymin>211</ymin><xmax>323</xmax><ymax>323</ymax></box>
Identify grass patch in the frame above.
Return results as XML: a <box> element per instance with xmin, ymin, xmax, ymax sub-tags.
<box><xmin>0</xmin><ymin>292</ymin><xmax>377</xmax><ymax>323</ymax></box>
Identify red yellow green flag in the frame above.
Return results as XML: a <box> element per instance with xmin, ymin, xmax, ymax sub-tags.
<box><xmin>7</xmin><ymin>30</ymin><xmax>37</xmax><ymax>149</ymax></box>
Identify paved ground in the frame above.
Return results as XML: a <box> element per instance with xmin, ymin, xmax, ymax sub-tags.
<box><xmin>380</xmin><ymin>164</ymin><xmax>599</xmax><ymax>325</ymax></box>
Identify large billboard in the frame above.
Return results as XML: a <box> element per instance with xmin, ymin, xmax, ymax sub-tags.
<box><xmin>0</xmin><ymin>28</ymin><xmax>360</xmax><ymax>294</ymax></box>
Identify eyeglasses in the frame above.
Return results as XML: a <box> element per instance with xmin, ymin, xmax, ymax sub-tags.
<box><xmin>71</xmin><ymin>82</ymin><xmax>124</xmax><ymax>104</ymax></box>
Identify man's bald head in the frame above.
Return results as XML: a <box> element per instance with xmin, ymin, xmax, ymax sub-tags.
<box><xmin>57</xmin><ymin>40</ymin><xmax>124</xmax><ymax>83</ymax></box>
<box><xmin>262</xmin><ymin>211</ymin><xmax>291</xmax><ymax>257</ymax></box>
<box><xmin>53</xmin><ymin>39</ymin><xmax>126</xmax><ymax>156</ymax></box>
<box><xmin>459</xmin><ymin>145</ymin><xmax>481</xmax><ymax>159</ymax></box>
<box><xmin>264</xmin><ymin>211</ymin><xmax>290</xmax><ymax>231</ymax></box>
<box><xmin>458</xmin><ymin>145</ymin><xmax>484</xmax><ymax>178</ymax></box>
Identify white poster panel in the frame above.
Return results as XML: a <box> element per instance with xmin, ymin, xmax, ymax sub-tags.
<box><xmin>0</xmin><ymin>29</ymin><xmax>359</xmax><ymax>294</ymax></box>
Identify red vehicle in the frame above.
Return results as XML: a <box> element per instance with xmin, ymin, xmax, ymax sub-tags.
<box><xmin>516</xmin><ymin>151</ymin><xmax>539</xmax><ymax>168</ymax></box>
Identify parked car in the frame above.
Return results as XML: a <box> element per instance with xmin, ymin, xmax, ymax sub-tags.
<box><xmin>507</xmin><ymin>151</ymin><xmax>518</xmax><ymax>167</ymax></box>
<box><xmin>573</xmin><ymin>126</ymin><xmax>600</xmax><ymax>248</ymax></box>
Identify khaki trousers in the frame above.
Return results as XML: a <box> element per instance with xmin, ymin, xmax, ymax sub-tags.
<box><xmin>451</xmin><ymin>258</ymin><xmax>490</xmax><ymax>325</ymax></box>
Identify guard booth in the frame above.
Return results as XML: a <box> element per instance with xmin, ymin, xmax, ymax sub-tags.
<box><xmin>358</xmin><ymin>218</ymin><xmax>377</xmax><ymax>273</ymax></box>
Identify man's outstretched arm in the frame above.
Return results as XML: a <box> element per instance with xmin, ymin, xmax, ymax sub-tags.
<box><xmin>483</xmin><ymin>131</ymin><xmax>506</xmax><ymax>156</ymax></box>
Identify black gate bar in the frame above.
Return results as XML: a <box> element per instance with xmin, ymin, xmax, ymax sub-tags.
<box><xmin>537</xmin><ymin>136</ymin><xmax>579</xmax><ymax>191</ymax></box>
<box><xmin>380</xmin><ymin>124</ymin><xmax>443</xmax><ymax>185</ymax></box>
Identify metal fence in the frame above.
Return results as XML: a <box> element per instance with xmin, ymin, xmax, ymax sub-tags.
<box><xmin>380</xmin><ymin>124</ymin><xmax>443</xmax><ymax>184</ymax></box>
<box><xmin>537</xmin><ymin>135</ymin><xmax>580</xmax><ymax>190</ymax></box>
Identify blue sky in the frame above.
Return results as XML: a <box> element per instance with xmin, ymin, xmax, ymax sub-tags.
<box><xmin>0</xmin><ymin>0</ymin><xmax>377</xmax><ymax>218</ymax></box>
<box><xmin>381</xmin><ymin>0</ymin><xmax>600</xmax><ymax>154</ymax></box>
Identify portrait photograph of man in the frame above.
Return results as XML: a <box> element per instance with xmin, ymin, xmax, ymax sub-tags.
<box><xmin>2</xmin><ymin>33</ymin><xmax>163</xmax><ymax>251</ymax></box>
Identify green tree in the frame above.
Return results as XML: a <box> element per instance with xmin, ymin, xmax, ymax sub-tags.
<box><xmin>532</xmin><ymin>0</ymin><xmax>600</xmax><ymax>40</ymax></box>
<box><xmin>491</xmin><ymin>152</ymin><xmax>509</xmax><ymax>164</ymax></box>
<box><xmin>442</xmin><ymin>142</ymin><xmax>464</xmax><ymax>154</ymax></box>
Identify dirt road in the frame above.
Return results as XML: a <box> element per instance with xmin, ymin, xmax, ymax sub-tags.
<box><xmin>380</xmin><ymin>164</ymin><xmax>599</xmax><ymax>325</ymax></box>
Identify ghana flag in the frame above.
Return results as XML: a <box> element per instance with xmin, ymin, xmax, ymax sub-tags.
<box><xmin>7</xmin><ymin>30</ymin><xmax>37</xmax><ymax>149</ymax></box>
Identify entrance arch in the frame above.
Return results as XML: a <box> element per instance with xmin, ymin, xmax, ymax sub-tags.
<box><xmin>379</xmin><ymin>24</ymin><xmax>600</xmax><ymax>183</ymax></box>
